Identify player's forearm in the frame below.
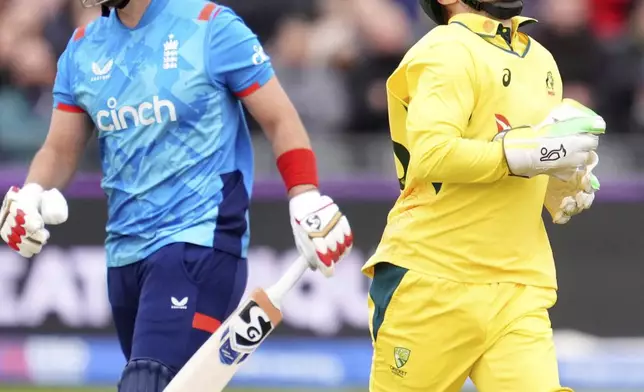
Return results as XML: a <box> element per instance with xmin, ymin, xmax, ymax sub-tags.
<box><xmin>414</xmin><ymin>136</ymin><xmax>509</xmax><ymax>183</ymax></box>
<box><xmin>244</xmin><ymin>78</ymin><xmax>318</xmax><ymax>197</ymax></box>
<box><xmin>263</xmin><ymin>110</ymin><xmax>318</xmax><ymax>197</ymax></box>
<box><xmin>25</xmin><ymin>146</ymin><xmax>79</xmax><ymax>190</ymax></box>
<box><xmin>24</xmin><ymin>110</ymin><xmax>90</xmax><ymax>190</ymax></box>
<box><xmin>263</xmin><ymin>107</ymin><xmax>312</xmax><ymax>157</ymax></box>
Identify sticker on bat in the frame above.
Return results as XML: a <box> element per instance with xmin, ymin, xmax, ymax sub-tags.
<box><xmin>218</xmin><ymin>300</ymin><xmax>274</xmax><ymax>365</ymax></box>
<box><xmin>218</xmin><ymin>328</ymin><xmax>250</xmax><ymax>366</ymax></box>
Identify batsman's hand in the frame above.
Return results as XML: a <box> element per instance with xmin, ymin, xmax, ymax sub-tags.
<box><xmin>545</xmin><ymin>151</ymin><xmax>600</xmax><ymax>224</ymax></box>
<box><xmin>289</xmin><ymin>190</ymin><xmax>353</xmax><ymax>277</ymax></box>
<box><xmin>0</xmin><ymin>184</ymin><xmax>68</xmax><ymax>258</ymax></box>
<box><xmin>495</xmin><ymin>98</ymin><xmax>605</xmax><ymax>181</ymax></box>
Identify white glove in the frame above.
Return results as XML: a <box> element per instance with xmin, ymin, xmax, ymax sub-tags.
<box><xmin>289</xmin><ymin>190</ymin><xmax>353</xmax><ymax>277</ymax></box>
<box><xmin>0</xmin><ymin>184</ymin><xmax>69</xmax><ymax>258</ymax></box>
<box><xmin>495</xmin><ymin>99</ymin><xmax>606</xmax><ymax>181</ymax></box>
<box><xmin>545</xmin><ymin>151</ymin><xmax>600</xmax><ymax>224</ymax></box>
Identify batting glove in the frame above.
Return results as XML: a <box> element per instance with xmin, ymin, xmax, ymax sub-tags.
<box><xmin>545</xmin><ymin>151</ymin><xmax>600</xmax><ymax>224</ymax></box>
<box><xmin>0</xmin><ymin>184</ymin><xmax>68</xmax><ymax>258</ymax></box>
<box><xmin>495</xmin><ymin>99</ymin><xmax>605</xmax><ymax>181</ymax></box>
<box><xmin>289</xmin><ymin>190</ymin><xmax>353</xmax><ymax>277</ymax></box>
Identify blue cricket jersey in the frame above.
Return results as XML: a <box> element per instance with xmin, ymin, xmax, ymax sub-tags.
<box><xmin>52</xmin><ymin>0</ymin><xmax>274</xmax><ymax>267</ymax></box>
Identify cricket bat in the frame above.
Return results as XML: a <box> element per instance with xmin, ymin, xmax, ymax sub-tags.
<box><xmin>163</xmin><ymin>256</ymin><xmax>310</xmax><ymax>392</ymax></box>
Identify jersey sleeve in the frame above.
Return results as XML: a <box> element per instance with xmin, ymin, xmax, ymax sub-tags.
<box><xmin>53</xmin><ymin>33</ymin><xmax>84</xmax><ymax>113</ymax></box>
<box><xmin>405</xmin><ymin>41</ymin><xmax>508</xmax><ymax>183</ymax></box>
<box><xmin>205</xmin><ymin>7</ymin><xmax>275</xmax><ymax>98</ymax></box>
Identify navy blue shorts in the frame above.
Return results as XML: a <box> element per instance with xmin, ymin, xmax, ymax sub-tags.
<box><xmin>107</xmin><ymin>243</ymin><xmax>248</xmax><ymax>372</ymax></box>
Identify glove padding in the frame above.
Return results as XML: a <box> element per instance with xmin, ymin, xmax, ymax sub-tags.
<box><xmin>545</xmin><ymin>151</ymin><xmax>600</xmax><ymax>224</ymax></box>
<box><xmin>289</xmin><ymin>190</ymin><xmax>353</xmax><ymax>277</ymax></box>
<box><xmin>495</xmin><ymin>98</ymin><xmax>605</xmax><ymax>181</ymax></box>
<box><xmin>0</xmin><ymin>184</ymin><xmax>69</xmax><ymax>258</ymax></box>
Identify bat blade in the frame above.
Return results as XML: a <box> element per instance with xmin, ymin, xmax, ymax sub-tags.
<box><xmin>164</xmin><ymin>288</ymin><xmax>282</xmax><ymax>392</ymax></box>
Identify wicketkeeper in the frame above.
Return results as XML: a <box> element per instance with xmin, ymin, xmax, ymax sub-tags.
<box><xmin>363</xmin><ymin>1</ymin><xmax>605</xmax><ymax>391</ymax></box>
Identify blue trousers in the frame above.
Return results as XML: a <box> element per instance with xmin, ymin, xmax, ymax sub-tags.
<box><xmin>107</xmin><ymin>243</ymin><xmax>248</xmax><ymax>372</ymax></box>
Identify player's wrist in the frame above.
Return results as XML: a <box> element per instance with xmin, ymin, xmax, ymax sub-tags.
<box><xmin>21</xmin><ymin>183</ymin><xmax>44</xmax><ymax>195</ymax></box>
<box><xmin>289</xmin><ymin>189</ymin><xmax>322</xmax><ymax>217</ymax></box>
<box><xmin>288</xmin><ymin>184</ymin><xmax>318</xmax><ymax>198</ymax></box>
<box><xmin>19</xmin><ymin>183</ymin><xmax>45</xmax><ymax>208</ymax></box>
<box><xmin>276</xmin><ymin>148</ymin><xmax>319</xmax><ymax>193</ymax></box>
<box><xmin>493</xmin><ymin>127</ymin><xmax>534</xmax><ymax>178</ymax></box>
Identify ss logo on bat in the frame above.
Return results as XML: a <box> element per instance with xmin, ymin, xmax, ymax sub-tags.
<box><xmin>218</xmin><ymin>300</ymin><xmax>274</xmax><ymax>365</ymax></box>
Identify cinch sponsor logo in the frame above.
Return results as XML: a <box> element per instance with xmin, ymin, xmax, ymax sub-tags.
<box><xmin>96</xmin><ymin>96</ymin><xmax>177</xmax><ymax>131</ymax></box>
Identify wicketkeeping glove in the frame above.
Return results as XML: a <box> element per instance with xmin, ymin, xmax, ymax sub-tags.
<box><xmin>289</xmin><ymin>190</ymin><xmax>353</xmax><ymax>277</ymax></box>
<box><xmin>494</xmin><ymin>99</ymin><xmax>605</xmax><ymax>181</ymax></box>
<box><xmin>0</xmin><ymin>184</ymin><xmax>68</xmax><ymax>258</ymax></box>
<box><xmin>545</xmin><ymin>151</ymin><xmax>600</xmax><ymax>224</ymax></box>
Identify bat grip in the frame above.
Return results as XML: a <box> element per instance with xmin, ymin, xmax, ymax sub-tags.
<box><xmin>265</xmin><ymin>256</ymin><xmax>309</xmax><ymax>310</ymax></box>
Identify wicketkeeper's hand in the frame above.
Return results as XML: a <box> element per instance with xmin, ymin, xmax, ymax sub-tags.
<box><xmin>545</xmin><ymin>151</ymin><xmax>600</xmax><ymax>224</ymax></box>
<box><xmin>289</xmin><ymin>190</ymin><xmax>353</xmax><ymax>277</ymax></box>
<box><xmin>0</xmin><ymin>184</ymin><xmax>68</xmax><ymax>258</ymax></box>
<box><xmin>495</xmin><ymin>99</ymin><xmax>606</xmax><ymax>181</ymax></box>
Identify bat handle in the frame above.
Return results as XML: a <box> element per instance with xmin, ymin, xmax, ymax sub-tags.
<box><xmin>265</xmin><ymin>256</ymin><xmax>309</xmax><ymax>310</ymax></box>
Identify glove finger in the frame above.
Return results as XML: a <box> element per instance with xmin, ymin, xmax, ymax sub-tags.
<box><xmin>16</xmin><ymin>229</ymin><xmax>48</xmax><ymax>256</ymax></box>
<box><xmin>17</xmin><ymin>247</ymin><xmax>35</xmax><ymax>258</ymax></box>
<box><xmin>326</xmin><ymin>225</ymin><xmax>342</xmax><ymax>252</ymax></box>
<box><xmin>9</xmin><ymin>205</ymin><xmax>44</xmax><ymax>234</ymax></box>
<box><xmin>29</xmin><ymin>228</ymin><xmax>50</xmax><ymax>246</ymax></box>
<box><xmin>326</xmin><ymin>220</ymin><xmax>351</xmax><ymax>261</ymax></box>
<box><xmin>293</xmin><ymin>221</ymin><xmax>336</xmax><ymax>276</ymax></box>
<box><xmin>553</xmin><ymin>211</ymin><xmax>571</xmax><ymax>224</ymax></box>
<box><xmin>563</xmin><ymin>151</ymin><xmax>593</xmax><ymax>170</ymax></box>
<box><xmin>312</xmin><ymin>237</ymin><xmax>335</xmax><ymax>277</ymax></box>
<box><xmin>580</xmin><ymin>172</ymin><xmax>600</xmax><ymax>193</ymax></box>
<box><xmin>560</xmin><ymin>196</ymin><xmax>578</xmax><ymax>215</ymax></box>
<box><xmin>575</xmin><ymin>192</ymin><xmax>595</xmax><ymax>210</ymax></box>
<box><xmin>561</xmin><ymin>117</ymin><xmax>605</xmax><ymax>135</ymax></box>
<box><xmin>313</xmin><ymin>237</ymin><xmax>335</xmax><ymax>267</ymax></box>
<box><xmin>292</xmin><ymin>224</ymin><xmax>317</xmax><ymax>265</ymax></box>
<box><xmin>339</xmin><ymin>216</ymin><xmax>354</xmax><ymax>249</ymax></box>
<box><xmin>586</xmin><ymin>151</ymin><xmax>599</xmax><ymax>170</ymax></box>
<box><xmin>576</xmin><ymin>152</ymin><xmax>600</xmax><ymax>193</ymax></box>
<box><xmin>41</xmin><ymin>189</ymin><xmax>69</xmax><ymax>225</ymax></box>
<box><xmin>550</xmin><ymin>168</ymin><xmax>578</xmax><ymax>182</ymax></box>
<box><xmin>570</xmin><ymin>134</ymin><xmax>599</xmax><ymax>152</ymax></box>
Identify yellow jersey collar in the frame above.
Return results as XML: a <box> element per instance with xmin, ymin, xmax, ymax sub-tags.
<box><xmin>448</xmin><ymin>13</ymin><xmax>537</xmax><ymax>38</ymax></box>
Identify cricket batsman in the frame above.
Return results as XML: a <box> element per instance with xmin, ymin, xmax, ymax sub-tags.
<box><xmin>362</xmin><ymin>1</ymin><xmax>606</xmax><ymax>391</ymax></box>
<box><xmin>0</xmin><ymin>0</ymin><xmax>353</xmax><ymax>390</ymax></box>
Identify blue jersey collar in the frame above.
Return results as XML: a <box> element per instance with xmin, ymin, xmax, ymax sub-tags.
<box><xmin>111</xmin><ymin>0</ymin><xmax>170</xmax><ymax>30</ymax></box>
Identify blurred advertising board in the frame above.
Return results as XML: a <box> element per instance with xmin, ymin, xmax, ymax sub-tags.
<box><xmin>0</xmin><ymin>172</ymin><xmax>643</xmax><ymax>337</ymax></box>
<box><xmin>2</xmin><ymin>334</ymin><xmax>644</xmax><ymax>389</ymax></box>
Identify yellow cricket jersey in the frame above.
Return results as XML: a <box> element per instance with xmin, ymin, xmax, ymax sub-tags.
<box><xmin>363</xmin><ymin>14</ymin><xmax>564</xmax><ymax>289</ymax></box>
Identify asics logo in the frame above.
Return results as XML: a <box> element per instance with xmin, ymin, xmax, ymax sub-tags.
<box><xmin>540</xmin><ymin>145</ymin><xmax>567</xmax><ymax>162</ymax></box>
<box><xmin>96</xmin><ymin>96</ymin><xmax>177</xmax><ymax>132</ymax></box>
<box><xmin>502</xmin><ymin>68</ymin><xmax>511</xmax><ymax>87</ymax></box>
